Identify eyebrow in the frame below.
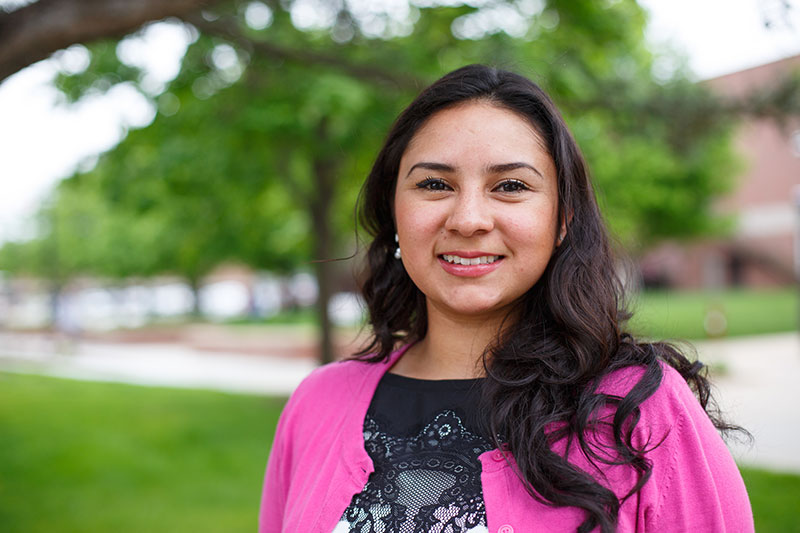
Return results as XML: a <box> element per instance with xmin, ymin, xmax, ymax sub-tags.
<box><xmin>405</xmin><ymin>162</ymin><xmax>456</xmax><ymax>177</ymax></box>
<box><xmin>405</xmin><ymin>161</ymin><xmax>543</xmax><ymax>178</ymax></box>
<box><xmin>487</xmin><ymin>162</ymin><xmax>543</xmax><ymax>178</ymax></box>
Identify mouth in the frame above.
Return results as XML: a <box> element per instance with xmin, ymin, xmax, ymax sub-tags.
<box><xmin>440</xmin><ymin>254</ymin><xmax>503</xmax><ymax>266</ymax></box>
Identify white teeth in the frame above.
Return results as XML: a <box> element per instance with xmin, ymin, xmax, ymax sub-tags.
<box><xmin>442</xmin><ymin>254</ymin><xmax>500</xmax><ymax>265</ymax></box>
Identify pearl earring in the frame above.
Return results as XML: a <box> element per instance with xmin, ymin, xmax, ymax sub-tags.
<box><xmin>394</xmin><ymin>233</ymin><xmax>401</xmax><ymax>259</ymax></box>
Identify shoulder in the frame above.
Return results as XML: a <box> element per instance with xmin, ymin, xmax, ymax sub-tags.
<box><xmin>589</xmin><ymin>361</ymin><xmax>722</xmax><ymax>487</ymax></box>
<box><xmin>599</xmin><ymin>361</ymin><xmax>753</xmax><ymax>530</ymax></box>
<box><xmin>597</xmin><ymin>360</ymin><xmax>699</xmax><ymax>415</ymax></box>
<box><xmin>596</xmin><ymin>360</ymin><xmax>719</xmax><ymax>454</ymax></box>
<box><xmin>269</xmin><ymin>357</ymin><xmax>383</xmax><ymax>463</ymax></box>
<box><xmin>283</xmin><ymin>357</ymin><xmax>379</xmax><ymax>416</ymax></box>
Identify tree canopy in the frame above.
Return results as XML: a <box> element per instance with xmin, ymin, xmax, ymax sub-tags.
<box><xmin>3</xmin><ymin>0</ymin><xmax>784</xmax><ymax>360</ymax></box>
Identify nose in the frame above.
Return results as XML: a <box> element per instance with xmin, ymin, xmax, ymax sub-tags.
<box><xmin>444</xmin><ymin>190</ymin><xmax>494</xmax><ymax>236</ymax></box>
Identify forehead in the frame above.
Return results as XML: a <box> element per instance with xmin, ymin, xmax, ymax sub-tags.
<box><xmin>400</xmin><ymin>101</ymin><xmax>550</xmax><ymax>167</ymax></box>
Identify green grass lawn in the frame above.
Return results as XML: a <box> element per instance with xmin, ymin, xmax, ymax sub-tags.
<box><xmin>223</xmin><ymin>307</ymin><xmax>319</xmax><ymax>326</ymax></box>
<box><xmin>628</xmin><ymin>287</ymin><xmax>797</xmax><ymax>340</ymax></box>
<box><xmin>740</xmin><ymin>467</ymin><xmax>800</xmax><ymax>532</ymax></box>
<box><xmin>0</xmin><ymin>372</ymin><xmax>285</xmax><ymax>533</ymax></box>
<box><xmin>1</xmin><ymin>373</ymin><xmax>798</xmax><ymax>532</ymax></box>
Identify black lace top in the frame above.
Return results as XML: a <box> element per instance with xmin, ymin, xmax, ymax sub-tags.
<box><xmin>333</xmin><ymin>372</ymin><xmax>493</xmax><ymax>533</ymax></box>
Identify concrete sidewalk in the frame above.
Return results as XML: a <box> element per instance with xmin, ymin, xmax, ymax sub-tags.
<box><xmin>1</xmin><ymin>330</ymin><xmax>798</xmax><ymax>473</ymax></box>
<box><xmin>0</xmin><ymin>332</ymin><xmax>317</xmax><ymax>396</ymax></box>
<box><xmin>693</xmin><ymin>333</ymin><xmax>800</xmax><ymax>474</ymax></box>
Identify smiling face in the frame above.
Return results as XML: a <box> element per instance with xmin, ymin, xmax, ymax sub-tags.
<box><xmin>394</xmin><ymin>100</ymin><xmax>562</xmax><ymax>323</ymax></box>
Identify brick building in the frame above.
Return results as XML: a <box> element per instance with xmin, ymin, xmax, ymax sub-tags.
<box><xmin>640</xmin><ymin>55</ymin><xmax>800</xmax><ymax>288</ymax></box>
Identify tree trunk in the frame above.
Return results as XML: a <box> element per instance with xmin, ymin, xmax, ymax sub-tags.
<box><xmin>188</xmin><ymin>275</ymin><xmax>202</xmax><ymax>318</ymax></box>
<box><xmin>311</xmin><ymin>153</ymin><xmax>336</xmax><ymax>365</ymax></box>
<box><xmin>313</xmin><ymin>234</ymin><xmax>335</xmax><ymax>365</ymax></box>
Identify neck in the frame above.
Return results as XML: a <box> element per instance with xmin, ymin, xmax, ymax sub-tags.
<box><xmin>390</xmin><ymin>301</ymin><xmax>512</xmax><ymax>380</ymax></box>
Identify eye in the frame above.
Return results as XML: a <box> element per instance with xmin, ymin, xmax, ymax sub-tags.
<box><xmin>415</xmin><ymin>177</ymin><xmax>452</xmax><ymax>191</ymax></box>
<box><xmin>494</xmin><ymin>179</ymin><xmax>529</xmax><ymax>193</ymax></box>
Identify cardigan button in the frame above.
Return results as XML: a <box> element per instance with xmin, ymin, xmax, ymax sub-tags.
<box><xmin>498</xmin><ymin>525</ymin><xmax>514</xmax><ymax>533</ymax></box>
<box><xmin>492</xmin><ymin>450</ymin><xmax>505</xmax><ymax>461</ymax></box>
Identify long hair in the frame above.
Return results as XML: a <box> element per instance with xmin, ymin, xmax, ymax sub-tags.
<box><xmin>355</xmin><ymin>64</ymin><xmax>736</xmax><ymax>532</ymax></box>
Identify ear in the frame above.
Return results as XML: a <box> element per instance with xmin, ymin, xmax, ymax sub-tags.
<box><xmin>557</xmin><ymin>210</ymin><xmax>573</xmax><ymax>246</ymax></box>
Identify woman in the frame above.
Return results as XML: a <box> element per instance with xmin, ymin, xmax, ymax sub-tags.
<box><xmin>260</xmin><ymin>65</ymin><xmax>753</xmax><ymax>533</ymax></box>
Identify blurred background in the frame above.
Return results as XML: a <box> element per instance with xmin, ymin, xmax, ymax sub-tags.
<box><xmin>0</xmin><ymin>0</ymin><xmax>799</xmax><ymax>531</ymax></box>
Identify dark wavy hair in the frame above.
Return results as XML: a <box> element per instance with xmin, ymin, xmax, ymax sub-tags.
<box><xmin>355</xmin><ymin>64</ymin><xmax>737</xmax><ymax>532</ymax></box>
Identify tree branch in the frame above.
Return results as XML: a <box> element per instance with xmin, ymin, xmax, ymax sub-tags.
<box><xmin>0</xmin><ymin>0</ymin><xmax>226</xmax><ymax>83</ymax></box>
<box><xmin>183</xmin><ymin>13</ymin><xmax>423</xmax><ymax>91</ymax></box>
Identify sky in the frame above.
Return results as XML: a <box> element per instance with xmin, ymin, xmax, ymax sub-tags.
<box><xmin>1</xmin><ymin>0</ymin><xmax>800</xmax><ymax>243</ymax></box>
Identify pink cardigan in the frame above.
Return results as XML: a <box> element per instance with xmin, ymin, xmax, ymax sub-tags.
<box><xmin>260</xmin><ymin>344</ymin><xmax>753</xmax><ymax>532</ymax></box>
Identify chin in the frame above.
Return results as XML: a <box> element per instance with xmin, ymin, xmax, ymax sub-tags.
<box><xmin>444</xmin><ymin>299</ymin><xmax>514</xmax><ymax>320</ymax></box>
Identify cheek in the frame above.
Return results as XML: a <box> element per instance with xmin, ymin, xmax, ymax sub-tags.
<box><xmin>505</xmin><ymin>213</ymin><xmax>556</xmax><ymax>241</ymax></box>
<box><xmin>395</xmin><ymin>199</ymin><xmax>446</xmax><ymax>243</ymax></box>
<box><xmin>502</xmin><ymin>212</ymin><xmax>558</xmax><ymax>262</ymax></box>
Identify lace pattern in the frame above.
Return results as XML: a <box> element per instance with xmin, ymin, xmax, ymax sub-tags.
<box><xmin>334</xmin><ymin>410</ymin><xmax>493</xmax><ymax>533</ymax></box>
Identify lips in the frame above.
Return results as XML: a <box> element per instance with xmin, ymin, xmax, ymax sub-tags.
<box><xmin>437</xmin><ymin>252</ymin><xmax>504</xmax><ymax>277</ymax></box>
<box><xmin>441</xmin><ymin>254</ymin><xmax>501</xmax><ymax>266</ymax></box>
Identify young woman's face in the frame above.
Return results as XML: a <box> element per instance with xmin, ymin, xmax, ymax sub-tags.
<box><xmin>394</xmin><ymin>101</ymin><xmax>562</xmax><ymax>323</ymax></box>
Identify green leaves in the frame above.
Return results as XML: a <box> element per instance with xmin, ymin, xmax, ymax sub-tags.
<box><xmin>54</xmin><ymin>41</ymin><xmax>143</xmax><ymax>103</ymax></box>
<box><xmin>4</xmin><ymin>0</ymin><xmax>745</xmax><ymax>283</ymax></box>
